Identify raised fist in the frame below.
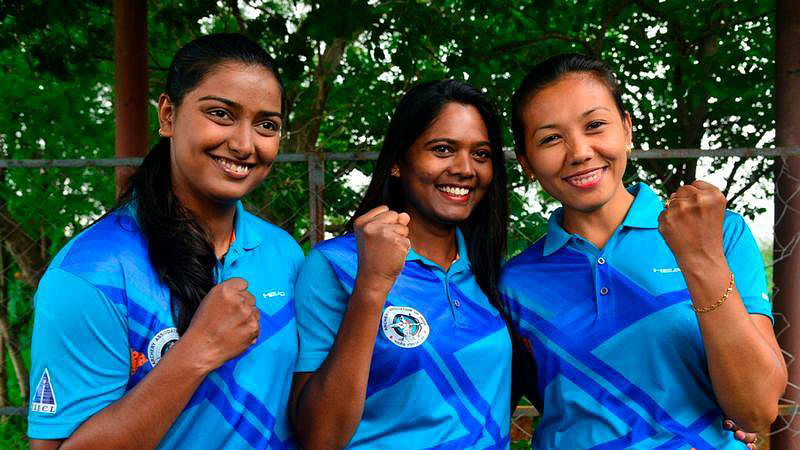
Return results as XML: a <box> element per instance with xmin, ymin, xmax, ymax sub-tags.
<box><xmin>353</xmin><ymin>205</ymin><xmax>411</xmax><ymax>294</ymax></box>
<box><xmin>183</xmin><ymin>277</ymin><xmax>260</xmax><ymax>370</ymax></box>
<box><xmin>658</xmin><ymin>180</ymin><xmax>727</xmax><ymax>265</ymax></box>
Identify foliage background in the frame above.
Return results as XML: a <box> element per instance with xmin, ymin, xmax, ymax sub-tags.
<box><xmin>0</xmin><ymin>0</ymin><xmax>775</xmax><ymax>446</ymax></box>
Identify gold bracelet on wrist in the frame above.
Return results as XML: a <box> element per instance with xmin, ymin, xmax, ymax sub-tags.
<box><xmin>692</xmin><ymin>272</ymin><xmax>735</xmax><ymax>314</ymax></box>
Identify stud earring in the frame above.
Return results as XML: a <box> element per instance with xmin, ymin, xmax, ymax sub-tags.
<box><xmin>625</xmin><ymin>143</ymin><xmax>632</xmax><ymax>153</ymax></box>
<box><xmin>391</xmin><ymin>167</ymin><xmax>400</xmax><ymax>177</ymax></box>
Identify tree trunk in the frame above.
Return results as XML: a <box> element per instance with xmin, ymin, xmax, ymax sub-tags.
<box><xmin>0</xmin><ymin>201</ymin><xmax>47</xmax><ymax>288</ymax></box>
<box><xmin>0</xmin><ymin>248</ymin><xmax>8</xmax><ymax>407</ymax></box>
<box><xmin>113</xmin><ymin>0</ymin><xmax>149</xmax><ymax>196</ymax></box>
<box><xmin>284</xmin><ymin>38</ymin><xmax>347</xmax><ymax>153</ymax></box>
<box><xmin>0</xmin><ymin>315</ymin><xmax>26</xmax><ymax>402</ymax></box>
<box><xmin>772</xmin><ymin>0</ymin><xmax>800</xmax><ymax>448</ymax></box>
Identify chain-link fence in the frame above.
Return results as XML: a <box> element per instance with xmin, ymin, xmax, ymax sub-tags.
<box><xmin>2</xmin><ymin>148</ymin><xmax>800</xmax><ymax>448</ymax></box>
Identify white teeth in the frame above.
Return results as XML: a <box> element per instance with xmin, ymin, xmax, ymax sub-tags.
<box><xmin>214</xmin><ymin>157</ymin><xmax>251</xmax><ymax>175</ymax></box>
<box><xmin>437</xmin><ymin>185</ymin><xmax>470</xmax><ymax>196</ymax></box>
<box><xmin>566</xmin><ymin>169</ymin><xmax>601</xmax><ymax>186</ymax></box>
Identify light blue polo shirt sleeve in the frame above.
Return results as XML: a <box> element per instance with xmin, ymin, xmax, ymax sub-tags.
<box><xmin>294</xmin><ymin>248</ymin><xmax>349</xmax><ymax>372</ymax></box>
<box><xmin>28</xmin><ymin>268</ymin><xmax>130</xmax><ymax>439</ymax></box>
<box><xmin>723</xmin><ymin>212</ymin><xmax>773</xmax><ymax>322</ymax></box>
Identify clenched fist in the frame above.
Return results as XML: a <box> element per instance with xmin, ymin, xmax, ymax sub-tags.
<box><xmin>658</xmin><ymin>180</ymin><xmax>727</xmax><ymax>265</ymax></box>
<box><xmin>182</xmin><ymin>277</ymin><xmax>260</xmax><ymax>371</ymax></box>
<box><xmin>353</xmin><ymin>205</ymin><xmax>411</xmax><ymax>296</ymax></box>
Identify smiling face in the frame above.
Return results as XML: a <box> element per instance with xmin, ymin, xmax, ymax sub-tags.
<box><xmin>395</xmin><ymin>102</ymin><xmax>493</xmax><ymax>228</ymax></box>
<box><xmin>517</xmin><ymin>73</ymin><xmax>632</xmax><ymax>214</ymax></box>
<box><xmin>158</xmin><ymin>62</ymin><xmax>283</xmax><ymax>209</ymax></box>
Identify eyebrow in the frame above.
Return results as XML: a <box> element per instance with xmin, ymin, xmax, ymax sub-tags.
<box><xmin>533</xmin><ymin>106</ymin><xmax>612</xmax><ymax>133</ymax></box>
<box><xmin>197</xmin><ymin>95</ymin><xmax>282</xmax><ymax>118</ymax></box>
<box><xmin>581</xmin><ymin>106</ymin><xmax>611</xmax><ymax>117</ymax></box>
<box><xmin>424</xmin><ymin>137</ymin><xmax>491</xmax><ymax>147</ymax></box>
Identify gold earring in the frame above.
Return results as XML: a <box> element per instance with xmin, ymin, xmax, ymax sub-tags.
<box><xmin>391</xmin><ymin>167</ymin><xmax>400</xmax><ymax>177</ymax></box>
<box><xmin>625</xmin><ymin>144</ymin><xmax>632</xmax><ymax>153</ymax></box>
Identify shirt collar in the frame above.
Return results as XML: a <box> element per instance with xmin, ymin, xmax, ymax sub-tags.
<box><xmin>231</xmin><ymin>201</ymin><xmax>262</xmax><ymax>252</ymax></box>
<box><xmin>407</xmin><ymin>227</ymin><xmax>470</xmax><ymax>273</ymax></box>
<box><xmin>121</xmin><ymin>199</ymin><xmax>262</xmax><ymax>251</ymax></box>
<box><xmin>542</xmin><ymin>183</ymin><xmax>662</xmax><ymax>256</ymax></box>
<box><xmin>620</xmin><ymin>183</ymin><xmax>663</xmax><ymax>229</ymax></box>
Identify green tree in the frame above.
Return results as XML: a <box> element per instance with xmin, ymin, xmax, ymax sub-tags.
<box><xmin>0</xmin><ymin>0</ymin><xmax>777</xmax><ymax>443</ymax></box>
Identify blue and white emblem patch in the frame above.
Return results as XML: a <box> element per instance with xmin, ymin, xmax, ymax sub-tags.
<box><xmin>148</xmin><ymin>327</ymin><xmax>180</xmax><ymax>368</ymax></box>
<box><xmin>381</xmin><ymin>306</ymin><xmax>429</xmax><ymax>348</ymax></box>
<box><xmin>31</xmin><ymin>368</ymin><xmax>57</xmax><ymax>414</ymax></box>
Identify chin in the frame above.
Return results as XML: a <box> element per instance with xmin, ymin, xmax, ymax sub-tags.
<box><xmin>206</xmin><ymin>187</ymin><xmax>251</xmax><ymax>205</ymax></box>
<box><xmin>432</xmin><ymin>210</ymin><xmax>472</xmax><ymax>226</ymax></box>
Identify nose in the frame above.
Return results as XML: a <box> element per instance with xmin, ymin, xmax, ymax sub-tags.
<box><xmin>227</xmin><ymin>122</ymin><xmax>255</xmax><ymax>159</ymax></box>
<box><xmin>449</xmin><ymin>150</ymin><xmax>476</xmax><ymax>178</ymax></box>
<box><xmin>565</xmin><ymin>134</ymin><xmax>593</xmax><ymax>165</ymax></box>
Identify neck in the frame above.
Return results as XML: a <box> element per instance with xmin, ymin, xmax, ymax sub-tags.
<box><xmin>405</xmin><ymin>207</ymin><xmax>459</xmax><ymax>271</ymax></box>
<box><xmin>174</xmin><ymin>188</ymin><xmax>237</xmax><ymax>260</ymax></box>
<box><xmin>561</xmin><ymin>184</ymin><xmax>634</xmax><ymax>250</ymax></box>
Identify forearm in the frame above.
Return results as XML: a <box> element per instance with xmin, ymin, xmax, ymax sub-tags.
<box><xmin>682</xmin><ymin>258</ymin><xmax>787</xmax><ymax>431</ymax></box>
<box><xmin>58</xmin><ymin>338</ymin><xmax>212</xmax><ymax>450</ymax></box>
<box><xmin>295</xmin><ymin>282</ymin><xmax>387</xmax><ymax>449</ymax></box>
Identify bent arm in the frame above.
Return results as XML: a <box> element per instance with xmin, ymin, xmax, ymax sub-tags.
<box><xmin>682</xmin><ymin>260</ymin><xmax>787</xmax><ymax>432</ymax></box>
<box><xmin>31</xmin><ymin>336</ymin><xmax>214</xmax><ymax>450</ymax></box>
<box><xmin>292</xmin><ymin>281</ymin><xmax>387</xmax><ymax>449</ymax></box>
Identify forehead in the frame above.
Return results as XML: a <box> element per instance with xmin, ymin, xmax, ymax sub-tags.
<box><xmin>522</xmin><ymin>73</ymin><xmax>617</xmax><ymax>125</ymax></box>
<box><xmin>183</xmin><ymin>62</ymin><xmax>282</xmax><ymax>112</ymax></box>
<box><xmin>419</xmin><ymin>102</ymin><xmax>489</xmax><ymax>141</ymax></box>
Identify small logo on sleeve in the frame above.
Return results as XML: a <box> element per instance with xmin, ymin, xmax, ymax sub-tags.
<box><xmin>31</xmin><ymin>368</ymin><xmax>57</xmax><ymax>414</ymax></box>
<box><xmin>382</xmin><ymin>306</ymin><xmax>430</xmax><ymax>348</ymax></box>
<box><xmin>148</xmin><ymin>328</ymin><xmax>179</xmax><ymax>368</ymax></box>
<box><xmin>130</xmin><ymin>349</ymin><xmax>148</xmax><ymax>375</ymax></box>
<box><xmin>763</xmin><ymin>292</ymin><xmax>770</xmax><ymax>302</ymax></box>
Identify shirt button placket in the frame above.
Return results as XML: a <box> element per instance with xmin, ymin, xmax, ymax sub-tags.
<box><xmin>595</xmin><ymin>255</ymin><xmax>610</xmax><ymax>316</ymax></box>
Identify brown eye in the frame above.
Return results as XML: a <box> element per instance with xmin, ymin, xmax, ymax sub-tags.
<box><xmin>257</xmin><ymin>120</ymin><xmax>281</xmax><ymax>136</ymax></box>
<box><xmin>587</xmin><ymin>120</ymin><xmax>606</xmax><ymax>130</ymax></box>
<box><xmin>473</xmin><ymin>149</ymin><xmax>491</xmax><ymax>160</ymax></box>
<box><xmin>540</xmin><ymin>134</ymin><xmax>560</xmax><ymax>145</ymax></box>
<box><xmin>432</xmin><ymin>144</ymin><xmax>454</xmax><ymax>155</ymax></box>
<box><xmin>207</xmin><ymin>109</ymin><xmax>232</xmax><ymax>121</ymax></box>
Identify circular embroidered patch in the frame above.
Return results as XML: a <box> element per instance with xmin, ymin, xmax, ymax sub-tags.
<box><xmin>148</xmin><ymin>327</ymin><xmax>179</xmax><ymax>367</ymax></box>
<box><xmin>381</xmin><ymin>306</ymin><xmax>430</xmax><ymax>348</ymax></box>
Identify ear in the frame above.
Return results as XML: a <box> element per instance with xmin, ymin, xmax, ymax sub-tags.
<box><xmin>623</xmin><ymin>111</ymin><xmax>633</xmax><ymax>148</ymax></box>
<box><xmin>157</xmin><ymin>94</ymin><xmax>175</xmax><ymax>138</ymax></box>
<box><xmin>516</xmin><ymin>152</ymin><xmax>535</xmax><ymax>181</ymax></box>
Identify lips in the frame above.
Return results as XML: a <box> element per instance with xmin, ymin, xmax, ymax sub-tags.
<box><xmin>210</xmin><ymin>155</ymin><xmax>255</xmax><ymax>179</ymax></box>
<box><xmin>436</xmin><ymin>184</ymin><xmax>473</xmax><ymax>202</ymax></box>
<box><xmin>563</xmin><ymin>167</ymin><xmax>606</xmax><ymax>188</ymax></box>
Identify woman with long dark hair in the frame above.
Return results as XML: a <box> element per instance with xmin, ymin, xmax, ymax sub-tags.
<box><xmin>501</xmin><ymin>53</ymin><xmax>786</xmax><ymax>449</ymax></box>
<box><xmin>28</xmin><ymin>33</ymin><xmax>303</xmax><ymax>449</ymax></box>
<box><xmin>290</xmin><ymin>80</ymin><xmax>514</xmax><ymax>448</ymax></box>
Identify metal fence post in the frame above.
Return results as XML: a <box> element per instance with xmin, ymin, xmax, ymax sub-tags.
<box><xmin>308</xmin><ymin>151</ymin><xmax>325</xmax><ymax>246</ymax></box>
<box><xmin>773</xmin><ymin>1</ymin><xmax>800</xmax><ymax>448</ymax></box>
<box><xmin>113</xmin><ymin>0</ymin><xmax>148</xmax><ymax>196</ymax></box>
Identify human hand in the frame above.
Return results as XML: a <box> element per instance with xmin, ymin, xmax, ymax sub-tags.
<box><xmin>182</xmin><ymin>277</ymin><xmax>260</xmax><ymax>371</ymax></box>
<box><xmin>723</xmin><ymin>418</ymin><xmax>759</xmax><ymax>449</ymax></box>
<box><xmin>658</xmin><ymin>180</ymin><xmax>726</xmax><ymax>267</ymax></box>
<box><xmin>353</xmin><ymin>205</ymin><xmax>411</xmax><ymax>295</ymax></box>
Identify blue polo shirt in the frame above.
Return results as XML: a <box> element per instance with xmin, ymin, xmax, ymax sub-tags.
<box><xmin>500</xmin><ymin>183</ymin><xmax>771</xmax><ymax>450</ymax></box>
<box><xmin>28</xmin><ymin>201</ymin><xmax>304</xmax><ymax>449</ymax></box>
<box><xmin>295</xmin><ymin>229</ymin><xmax>512</xmax><ymax>449</ymax></box>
